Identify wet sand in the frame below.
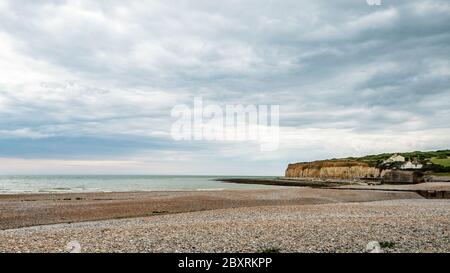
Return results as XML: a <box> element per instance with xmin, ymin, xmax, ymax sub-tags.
<box><xmin>0</xmin><ymin>188</ymin><xmax>422</xmax><ymax>230</ymax></box>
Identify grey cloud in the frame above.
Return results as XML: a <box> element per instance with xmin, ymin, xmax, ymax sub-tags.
<box><xmin>0</xmin><ymin>0</ymin><xmax>449</xmax><ymax>173</ymax></box>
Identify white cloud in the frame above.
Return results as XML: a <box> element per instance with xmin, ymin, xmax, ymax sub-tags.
<box><xmin>0</xmin><ymin>0</ymin><xmax>449</xmax><ymax>174</ymax></box>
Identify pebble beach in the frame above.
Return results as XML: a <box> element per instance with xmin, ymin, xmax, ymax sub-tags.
<box><xmin>0</xmin><ymin>198</ymin><xmax>448</xmax><ymax>253</ymax></box>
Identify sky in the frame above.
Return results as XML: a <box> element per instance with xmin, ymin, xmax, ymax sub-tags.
<box><xmin>0</xmin><ymin>0</ymin><xmax>449</xmax><ymax>175</ymax></box>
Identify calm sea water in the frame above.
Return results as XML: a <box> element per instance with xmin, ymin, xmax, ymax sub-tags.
<box><xmin>0</xmin><ymin>175</ymin><xmax>282</xmax><ymax>194</ymax></box>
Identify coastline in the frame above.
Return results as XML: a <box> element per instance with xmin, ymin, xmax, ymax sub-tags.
<box><xmin>1</xmin><ymin>199</ymin><xmax>448</xmax><ymax>253</ymax></box>
<box><xmin>0</xmin><ymin>188</ymin><xmax>422</xmax><ymax>230</ymax></box>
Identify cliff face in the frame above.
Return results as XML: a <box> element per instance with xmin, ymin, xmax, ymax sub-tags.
<box><xmin>285</xmin><ymin>160</ymin><xmax>381</xmax><ymax>180</ymax></box>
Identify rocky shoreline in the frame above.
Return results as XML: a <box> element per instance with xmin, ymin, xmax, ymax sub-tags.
<box><xmin>1</xmin><ymin>199</ymin><xmax>448</xmax><ymax>253</ymax></box>
<box><xmin>1</xmin><ymin>186</ymin><xmax>449</xmax><ymax>253</ymax></box>
<box><xmin>217</xmin><ymin>177</ymin><xmax>353</xmax><ymax>188</ymax></box>
<box><xmin>0</xmin><ymin>188</ymin><xmax>421</xmax><ymax>230</ymax></box>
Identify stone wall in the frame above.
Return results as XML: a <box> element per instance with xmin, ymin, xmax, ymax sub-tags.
<box><xmin>381</xmin><ymin>170</ymin><xmax>424</xmax><ymax>184</ymax></box>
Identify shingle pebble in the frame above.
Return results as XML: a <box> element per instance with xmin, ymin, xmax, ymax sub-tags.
<box><xmin>0</xmin><ymin>199</ymin><xmax>448</xmax><ymax>253</ymax></box>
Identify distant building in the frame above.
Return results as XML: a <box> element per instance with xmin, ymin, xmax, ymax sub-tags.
<box><xmin>383</xmin><ymin>154</ymin><xmax>405</xmax><ymax>164</ymax></box>
<box><xmin>400</xmin><ymin>161</ymin><xmax>423</xmax><ymax>170</ymax></box>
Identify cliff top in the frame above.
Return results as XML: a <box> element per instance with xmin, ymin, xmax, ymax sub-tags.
<box><xmin>287</xmin><ymin>160</ymin><xmax>368</xmax><ymax>170</ymax></box>
<box><xmin>287</xmin><ymin>149</ymin><xmax>450</xmax><ymax>175</ymax></box>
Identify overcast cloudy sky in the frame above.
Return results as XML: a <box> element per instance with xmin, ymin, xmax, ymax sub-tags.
<box><xmin>0</xmin><ymin>0</ymin><xmax>449</xmax><ymax>175</ymax></box>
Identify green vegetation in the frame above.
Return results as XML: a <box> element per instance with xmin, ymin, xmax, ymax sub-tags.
<box><xmin>260</xmin><ymin>247</ymin><xmax>281</xmax><ymax>253</ymax></box>
<box><xmin>337</xmin><ymin>150</ymin><xmax>450</xmax><ymax>171</ymax></box>
<box><xmin>433</xmin><ymin>172</ymin><xmax>450</xmax><ymax>176</ymax></box>
<box><xmin>431</xmin><ymin>157</ymin><xmax>450</xmax><ymax>167</ymax></box>
<box><xmin>379</xmin><ymin>241</ymin><xmax>396</xmax><ymax>249</ymax></box>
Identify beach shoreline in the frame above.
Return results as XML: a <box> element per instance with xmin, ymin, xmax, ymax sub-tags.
<box><xmin>1</xmin><ymin>199</ymin><xmax>448</xmax><ymax>253</ymax></box>
<box><xmin>0</xmin><ymin>187</ymin><xmax>424</xmax><ymax>230</ymax></box>
<box><xmin>2</xmin><ymin>186</ymin><xmax>449</xmax><ymax>253</ymax></box>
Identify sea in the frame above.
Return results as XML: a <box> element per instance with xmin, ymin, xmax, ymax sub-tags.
<box><xmin>0</xmin><ymin>175</ymin><xmax>282</xmax><ymax>194</ymax></box>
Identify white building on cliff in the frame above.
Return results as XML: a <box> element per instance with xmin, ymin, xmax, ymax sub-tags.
<box><xmin>400</xmin><ymin>161</ymin><xmax>423</xmax><ymax>170</ymax></box>
<box><xmin>383</xmin><ymin>154</ymin><xmax>405</xmax><ymax>164</ymax></box>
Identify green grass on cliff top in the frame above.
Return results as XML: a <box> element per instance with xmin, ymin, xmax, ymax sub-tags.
<box><xmin>336</xmin><ymin>150</ymin><xmax>450</xmax><ymax>167</ymax></box>
<box><xmin>431</xmin><ymin>157</ymin><xmax>450</xmax><ymax>167</ymax></box>
<box><xmin>433</xmin><ymin>172</ymin><xmax>450</xmax><ymax>176</ymax></box>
